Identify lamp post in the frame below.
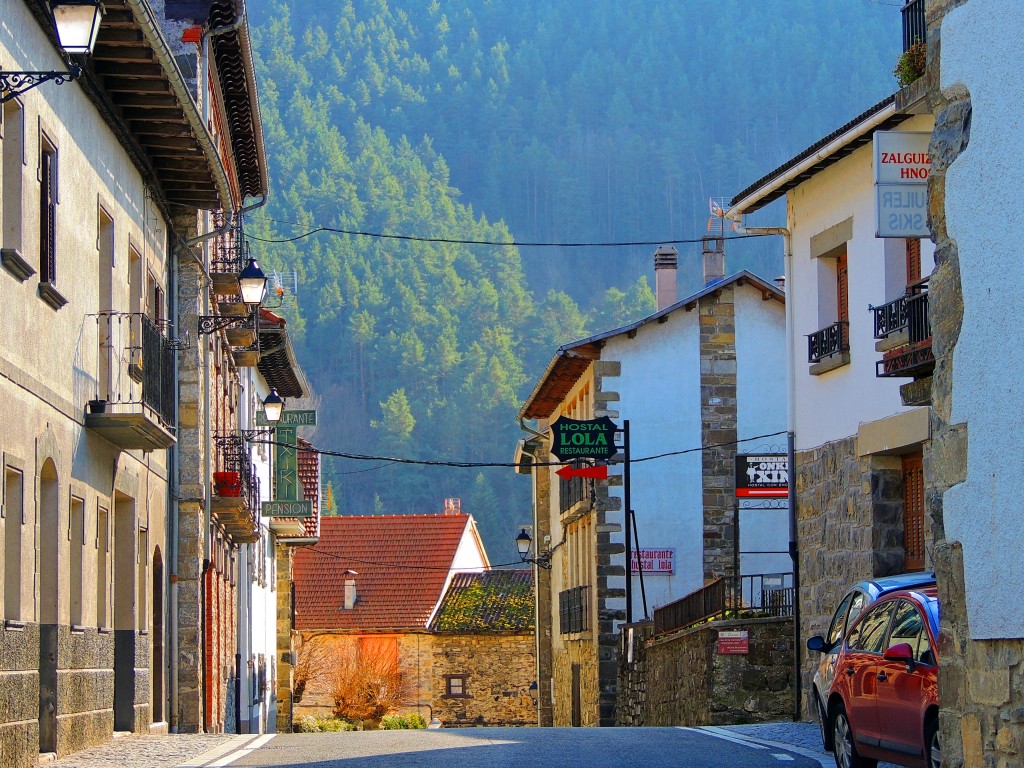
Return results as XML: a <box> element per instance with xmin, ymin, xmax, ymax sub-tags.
<box><xmin>242</xmin><ymin>389</ymin><xmax>285</xmax><ymax>442</ymax></box>
<box><xmin>197</xmin><ymin>257</ymin><xmax>268</xmax><ymax>336</ymax></box>
<box><xmin>1</xmin><ymin>1</ymin><xmax>103</xmax><ymax>103</ymax></box>
<box><xmin>515</xmin><ymin>527</ymin><xmax>553</xmax><ymax>570</ymax></box>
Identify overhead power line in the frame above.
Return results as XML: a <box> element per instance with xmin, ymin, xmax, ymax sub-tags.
<box><xmin>245</xmin><ymin>222</ymin><xmax>767</xmax><ymax>248</ymax></box>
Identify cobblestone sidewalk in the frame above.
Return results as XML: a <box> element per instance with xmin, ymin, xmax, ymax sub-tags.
<box><xmin>46</xmin><ymin>733</ymin><xmax>239</xmax><ymax>768</ymax></box>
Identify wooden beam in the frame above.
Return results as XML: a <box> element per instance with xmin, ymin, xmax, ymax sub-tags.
<box><xmin>94</xmin><ymin>61</ymin><xmax>165</xmax><ymax>78</ymax></box>
<box><xmin>100</xmin><ymin>78</ymin><xmax>172</xmax><ymax>93</ymax></box>
<box><xmin>122</xmin><ymin>108</ymin><xmax>188</xmax><ymax>122</ymax></box>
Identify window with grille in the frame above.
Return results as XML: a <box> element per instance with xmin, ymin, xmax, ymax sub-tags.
<box><xmin>902</xmin><ymin>452</ymin><xmax>926</xmax><ymax>571</ymax></box>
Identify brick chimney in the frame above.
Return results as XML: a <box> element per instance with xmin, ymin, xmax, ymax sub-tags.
<box><xmin>654</xmin><ymin>245</ymin><xmax>678</xmax><ymax>310</ymax></box>
<box><xmin>444</xmin><ymin>497</ymin><xmax>461</xmax><ymax>515</ymax></box>
<box><xmin>702</xmin><ymin>236</ymin><xmax>725</xmax><ymax>286</ymax></box>
<box><xmin>343</xmin><ymin>570</ymin><xmax>358</xmax><ymax>610</ymax></box>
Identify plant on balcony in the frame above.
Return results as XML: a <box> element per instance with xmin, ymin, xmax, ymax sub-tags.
<box><xmin>213</xmin><ymin>470</ymin><xmax>242</xmax><ymax>497</ymax></box>
<box><xmin>894</xmin><ymin>39</ymin><xmax>927</xmax><ymax>87</ymax></box>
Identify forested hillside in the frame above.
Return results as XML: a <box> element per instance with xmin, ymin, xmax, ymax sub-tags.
<box><xmin>246</xmin><ymin>0</ymin><xmax>902</xmax><ymax>556</ymax></box>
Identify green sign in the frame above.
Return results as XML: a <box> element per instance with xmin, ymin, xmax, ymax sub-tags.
<box><xmin>275</xmin><ymin>425</ymin><xmax>299</xmax><ymax>501</ymax></box>
<box><xmin>550</xmin><ymin>415</ymin><xmax>618</xmax><ymax>462</ymax></box>
<box><xmin>262</xmin><ymin>500</ymin><xmax>313</xmax><ymax>518</ymax></box>
<box><xmin>256</xmin><ymin>409</ymin><xmax>318</xmax><ymax>427</ymax></box>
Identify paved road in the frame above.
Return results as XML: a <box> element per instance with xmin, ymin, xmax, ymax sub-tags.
<box><xmin>225</xmin><ymin>727</ymin><xmax>827</xmax><ymax>768</ymax></box>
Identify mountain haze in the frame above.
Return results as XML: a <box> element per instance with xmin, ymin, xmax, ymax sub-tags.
<box><xmin>246</xmin><ymin>0</ymin><xmax>902</xmax><ymax>557</ymax></box>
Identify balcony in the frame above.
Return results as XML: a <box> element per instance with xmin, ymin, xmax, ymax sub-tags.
<box><xmin>211</xmin><ymin>434</ymin><xmax>261</xmax><ymax>544</ymax></box>
<box><xmin>85</xmin><ymin>313</ymin><xmax>176</xmax><ymax>451</ymax></box>
<box><xmin>902</xmin><ymin>0</ymin><xmax>925</xmax><ymax>52</ymax></box>
<box><xmin>874</xmin><ymin>282</ymin><xmax>934</xmax><ymax>379</ymax></box>
<box><xmin>653</xmin><ymin>573</ymin><xmax>794</xmax><ymax>635</ymax></box>
<box><xmin>807</xmin><ymin>321</ymin><xmax>849</xmax><ymax>373</ymax></box>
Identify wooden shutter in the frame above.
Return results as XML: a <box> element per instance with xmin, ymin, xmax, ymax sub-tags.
<box><xmin>906</xmin><ymin>238</ymin><xmax>922</xmax><ymax>285</ymax></box>
<box><xmin>902</xmin><ymin>452</ymin><xmax>925</xmax><ymax>571</ymax></box>
<box><xmin>836</xmin><ymin>251</ymin><xmax>849</xmax><ymax>323</ymax></box>
<box><xmin>39</xmin><ymin>150</ymin><xmax>56</xmax><ymax>283</ymax></box>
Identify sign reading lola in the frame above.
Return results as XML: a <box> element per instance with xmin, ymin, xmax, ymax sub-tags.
<box><xmin>549</xmin><ymin>416</ymin><xmax>618</xmax><ymax>462</ymax></box>
<box><xmin>735</xmin><ymin>454</ymin><xmax>789</xmax><ymax>498</ymax></box>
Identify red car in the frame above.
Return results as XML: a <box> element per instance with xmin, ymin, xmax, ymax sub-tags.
<box><xmin>819</xmin><ymin>586</ymin><xmax>940</xmax><ymax>768</ymax></box>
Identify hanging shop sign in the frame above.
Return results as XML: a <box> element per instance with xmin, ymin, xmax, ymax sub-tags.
<box><xmin>256</xmin><ymin>409</ymin><xmax>317</xmax><ymax>428</ymax></box>
<box><xmin>735</xmin><ymin>454</ymin><xmax>788</xmax><ymax>498</ymax></box>
<box><xmin>262</xmin><ymin>500</ymin><xmax>313</xmax><ymax>518</ymax></box>
<box><xmin>717</xmin><ymin>630</ymin><xmax>750</xmax><ymax>655</ymax></box>
<box><xmin>631</xmin><ymin>548</ymin><xmax>675</xmax><ymax>574</ymax></box>
<box><xmin>874</xmin><ymin>130</ymin><xmax>931</xmax><ymax>238</ymax></box>
<box><xmin>549</xmin><ymin>415</ymin><xmax>618</xmax><ymax>462</ymax></box>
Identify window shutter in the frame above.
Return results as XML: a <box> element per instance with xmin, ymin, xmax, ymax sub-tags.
<box><xmin>902</xmin><ymin>452</ymin><xmax>925</xmax><ymax>571</ymax></box>
<box><xmin>39</xmin><ymin>151</ymin><xmax>56</xmax><ymax>283</ymax></box>
<box><xmin>906</xmin><ymin>238</ymin><xmax>922</xmax><ymax>285</ymax></box>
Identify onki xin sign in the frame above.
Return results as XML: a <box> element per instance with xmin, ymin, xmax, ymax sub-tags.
<box><xmin>874</xmin><ymin>130</ymin><xmax>931</xmax><ymax>238</ymax></box>
<box><xmin>631</xmin><ymin>548</ymin><xmax>674</xmax><ymax>574</ymax></box>
<box><xmin>735</xmin><ymin>454</ymin><xmax>789</xmax><ymax>498</ymax></box>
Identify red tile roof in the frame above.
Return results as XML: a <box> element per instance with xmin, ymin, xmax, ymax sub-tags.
<box><xmin>294</xmin><ymin>513</ymin><xmax>481</xmax><ymax>631</ymax></box>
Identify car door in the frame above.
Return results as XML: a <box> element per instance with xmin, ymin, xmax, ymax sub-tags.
<box><xmin>839</xmin><ymin>599</ymin><xmax>898</xmax><ymax>749</ymax></box>
<box><xmin>875</xmin><ymin>598</ymin><xmax>936</xmax><ymax>761</ymax></box>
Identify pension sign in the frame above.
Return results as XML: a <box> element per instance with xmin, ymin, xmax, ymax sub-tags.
<box><xmin>550</xmin><ymin>416</ymin><xmax>618</xmax><ymax>462</ymax></box>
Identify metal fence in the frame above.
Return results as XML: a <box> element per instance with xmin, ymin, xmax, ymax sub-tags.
<box><xmin>807</xmin><ymin>321</ymin><xmax>849</xmax><ymax>364</ymax></box>
<box><xmin>92</xmin><ymin>312</ymin><xmax>175</xmax><ymax>427</ymax></box>
<box><xmin>902</xmin><ymin>0</ymin><xmax>926</xmax><ymax>52</ymax></box>
<box><xmin>653</xmin><ymin>573</ymin><xmax>794</xmax><ymax>635</ymax></box>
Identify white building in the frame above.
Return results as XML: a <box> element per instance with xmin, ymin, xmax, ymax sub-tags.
<box><xmin>727</xmin><ymin>91</ymin><xmax>936</xmax><ymax>715</ymax></box>
<box><xmin>518</xmin><ymin>243</ymin><xmax>786</xmax><ymax>726</ymax></box>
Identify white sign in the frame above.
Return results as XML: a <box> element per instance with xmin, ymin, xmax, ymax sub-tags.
<box><xmin>631</xmin><ymin>548</ymin><xmax>674</xmax><ymax>574</ymax></box>
<box><xmin>874</xmin><ymin>131</ymin><xmax>931</xmax><ymax>238</ymax></box>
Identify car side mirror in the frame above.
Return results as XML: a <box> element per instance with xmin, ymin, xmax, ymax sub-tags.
<box><xmin>883</xmin><ymin>642</ymin><xmax>916</xmax><ymax>665</ymax></box>
<box><xmin>806</xmin><ymin>635</ymin><xmax>826</xmax><ymax>653</ymax></box>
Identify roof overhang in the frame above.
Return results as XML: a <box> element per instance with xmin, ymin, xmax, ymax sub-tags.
<box><xmin>25</xmin><ymin>0</ymin><xmax>233</xmax><ymax>210</ymax></box>
<box><xmin>727</xmin><ymin>94</ymin><xmax>905</xmax><ymax>218</ymax></box>
<box><xmin>256</xmin><ymin>310</ymin><xmax>308</xmax><ymax>398</ymax></box>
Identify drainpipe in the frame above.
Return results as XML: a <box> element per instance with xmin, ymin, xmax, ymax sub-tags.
<box><xmin>729</xmin><ymin>215</ymin><xmax>800</xmax><ymax>721</ymax></box>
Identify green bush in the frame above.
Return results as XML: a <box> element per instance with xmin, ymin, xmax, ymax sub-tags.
<box><xmin>380</xmin><ymin>713</ymin><xmax>428</xmax><ymax>730</ymax></box>
<box><xmin>894</xmin><ymin>40</ymin><xmax>927</xmax><ymax>87</ymax></box>
<box><xmin>295</xmin><ymin>715</ymin><xmax>358</xmax><ymax>733</ymax></box>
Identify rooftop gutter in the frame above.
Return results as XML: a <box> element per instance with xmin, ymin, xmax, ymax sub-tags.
<box><xmin>124</xmin><ymin>0</ymin><xmax>232</xmax><ymax>210</ymax></box>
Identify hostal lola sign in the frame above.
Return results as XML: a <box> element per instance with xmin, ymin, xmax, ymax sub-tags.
<box><xmin>550</xmin><ymin>416</ymin><xmax>618</xmax><ymax>462</ymax></box>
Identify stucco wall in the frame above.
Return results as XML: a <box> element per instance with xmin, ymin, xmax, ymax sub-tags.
<box><xmin>787</xmin><ymin>115</ymin><xmax>935</xmax><ymax>452</ymax></box>
<box><xmin>940</xmin><ymin>0</ymin><xmax>1024</xmax><ymax>642</ymax></box>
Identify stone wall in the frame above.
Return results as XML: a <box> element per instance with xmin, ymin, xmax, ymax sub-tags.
<box><xmin>924</xmin><ymin>2</ymin><xmax>1024</xmax><ymax>766</ymax></box>
<box><xmin>275</xmin><ymin>546</ymin><xmax>294</xmax><ymax>732</ymax></box>
<box><xmin>699</xmin><ymin>284</ymin><xmax>738</xmax><ymax>582</ymax></box>
<box><xmin>0</xmin><ymin>623</ymin><xmax>39</xmax><ymax>768</ymax></box>
<box><xmin>795</xmin><ymin>436</ymin><xmax>904</xmax><ymax>716</ymax></box>
<box><xmin>430</xmin><ymin>634</ymin><xmax>537</xmax><ymax>727</ymax></box>
<box><xmin>552</xmin><ymin>639</ymin><xmax>600</xmax><ymax>727</ymax></box>
<box><xmin>617</xmin><ymin>617</ymin><xmax>793</xmax><ymax>726</ymax></box>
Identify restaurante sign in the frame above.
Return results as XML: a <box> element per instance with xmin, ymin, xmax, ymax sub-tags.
<box><xmin>549</xmin><ymin>415</ymin><xmax>618</xmax><ymax>462</ymax></box>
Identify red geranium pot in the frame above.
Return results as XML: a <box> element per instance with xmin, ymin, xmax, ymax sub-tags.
<box><xmin>213</xmin><ymin>471</ymin><xmax>241</xmax><ymax>497</ymax></box>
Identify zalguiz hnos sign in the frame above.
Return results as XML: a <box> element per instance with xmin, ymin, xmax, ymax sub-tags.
<box><xmin>550</xmin><ymin>416</ymin><xmax>618</xmax><ymax>462</ymax></box>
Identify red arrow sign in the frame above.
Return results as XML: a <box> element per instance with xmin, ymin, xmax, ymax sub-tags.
<box><xmin>555</xmin><ymin>465</ymin><xmax>608</xmax><ymax>481</ymax></box>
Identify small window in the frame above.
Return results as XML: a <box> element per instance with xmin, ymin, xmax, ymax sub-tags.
<box><xmin>445</xmin><ymin>675</ymin><xmax>467</xmax><ymax>697</ymax></box>
<box><xmin>39</xmin><ymin>138</ymin><xmax>57</xmax><ymax>283</ymax></box>
<box><xmin>848</xmin><ymin>600</ymin><xmax>897</xmax><ymax>654</ymax></box>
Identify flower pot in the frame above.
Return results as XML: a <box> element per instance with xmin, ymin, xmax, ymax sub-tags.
<box><xmin>213</xmin><ymin>471</ymin><xmax>242</xmax><ymax>497</ymax></box>
<box><xmin>88</xmin><ymin>399</ymin><xmax>107</xmax><ymax>414</ymax></box>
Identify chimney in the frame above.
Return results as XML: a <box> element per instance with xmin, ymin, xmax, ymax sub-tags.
<box><xmin>702</xmin><ymin>236</ymin><xmax>725</xmax><ymax>286</ymax></box>
<box><xmin>343</xmin><ymin>570</ymin><xmax>358</xmax><ymax>610</ymax></box>
<box><xmin>654</xmin><ymin>245</ymin><xmax>678</xmax><ymax>310</ymax></box>
<box><xmin>444</xmin><ymin>497</ymin><xmax>461</xmax><ymax>515</ymax></box>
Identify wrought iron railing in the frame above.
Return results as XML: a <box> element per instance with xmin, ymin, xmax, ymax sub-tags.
<box><xmin>807</xmin><ymin>321</ymin><xmax>849</xmax><ymax>364</ymax></box>
<box><xmin>907</xmin><ymin>290</ymin><xmax>931</xmax><ymax>345</ymax></box>
<box><xmin>212</xmin><ymin>434</ymin><xmax>260</xmax><ymax>512</ymax></box>
<box><xmin>653</xmin><ymin>573</ymin><xmax>795</xmax><ymax>635</ymax></box>
<box><xmin>872</xmin><ymin>295</ymin><xmax>908</xmax><ymax>338</ymax></box>
<box><xmin>559</xmin><ymin>585</ymin><xmax>590</xmax><ymax>635</ymax></box>
<box><xmin>902</xmin><ymin>0</ymin><xmax>926</xmax><ymax>52</ymax></box>
<box><xmin>92</xmin><ymin>312</ymin><xmax>175</xmax><ymax>427</ymax></box>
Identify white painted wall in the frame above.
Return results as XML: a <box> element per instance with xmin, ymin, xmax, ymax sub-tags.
<box><xmin>786</xmin><ymin>114</ymin><xmax>935</xmax><ymax>452</ymax></box>
<box><xmin>941</xmin><ymin>0</ymin><xmax>1024</xmax><ymax>640</ymax></box>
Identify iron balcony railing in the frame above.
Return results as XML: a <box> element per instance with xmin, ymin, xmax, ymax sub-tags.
<box><xmin>653</xmin><ymin>573</ymin><xmax>795</xmax><ymax>635</ymax></box>
<box><xmin>92</xmin><ymin>312</ymin><xmax>175</xmax><ymax>427</ymax></box>
<box><xmin>873</xmin><ymin>295</ymin><xmax>909</xmax><ymax>338</ymax></box>
<box><xmin>902</xmin><ymin>0</ymin><xmax>926</xmax><ymax>52</ymax></box>
<box><xmin>877</xmin><ymin>289</ymin><xmax>934</xmax><ymax>377</ymax></box>
<box><xmin>213</xmin><ymin>434</ymin><xmax>261</xmax><ymax>513</ymax></box>
<box><xmin>807</xmin><ymin>321</ymin><xmax>849</xmax><ymax>364</ymax></box>
<box><xmin>559</xmin><ymin>585</ymin><xmax>590</xmax><ymax>635</ymax></box>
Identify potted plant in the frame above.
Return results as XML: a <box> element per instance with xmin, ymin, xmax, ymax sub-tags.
<box><xmin>213</xmin><ymin>471</ymin><xmax>241</xmax><ymax>497</ymax></box>
<box><xmin>894</xmin><ymin>39</ymin><xmax>927</xmax><ymax>87</ymax></box>
<box><xmin>87</xmin><ymin>398</ymin><xmax>107</xmax><ymax>414</ymax></box>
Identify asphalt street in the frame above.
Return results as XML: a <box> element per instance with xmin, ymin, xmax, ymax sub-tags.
<box><xmin>223</xmin><ymin>727</ymin><xmax>829</xmax><ymax>768</ymax></box>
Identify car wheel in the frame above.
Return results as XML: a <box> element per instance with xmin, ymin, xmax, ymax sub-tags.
<box><xmin>926</xmin><ymin>716</ymin><xmax>942</xmax><ymax>768</ymax></box>
<box><xmin>832</xmin><ymin>703</ymin><xmax>878</xmax><ymax>768</ymax></box>
<box><xmin>816</xmin><ymin>695</ymin><xmax>832</xmax><ymax>752</ymax></box>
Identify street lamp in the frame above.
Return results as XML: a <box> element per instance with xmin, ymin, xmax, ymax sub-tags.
<box><xmin>238</xmin><ymin>257</ymin><xmax>268</xmax><ymax>308</ymax></box>
<box><xmin>262</xmin><ymin>389</ymin><xmax>284</xmax><ymax>424</ymax></box>
<box><xmin>515</xmin><ymin>527</ymin><xmax>553</xmax><ymax>570</ymax></box>
<box><xmin>1</xmin><ymin>1</ymin><xmax>103</xmax><ymax>104</ymax></box>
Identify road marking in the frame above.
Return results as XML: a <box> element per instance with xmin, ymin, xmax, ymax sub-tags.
<box><xmin>772</xmin><ymin>754</ymin><xmax>795</xmax><ymax>761</ymax></box>
<box><xmin>681</xmin><ymin>726</ymin><xmax>768</xmax><ymax>749</ymax></box>
<box><xmin>175</xmin><ymin>735</ymin><xmax>258</xmax><ymax>768</ymax></box>
<box><xmin>681</xmin><ymin>727</ymin><xmax>832</xmax><ymax>767</ymax></box>
<box><xmin>208</xmin><ymin>733</ymin><xmax>276</xmax><ymax>767</ymax></box>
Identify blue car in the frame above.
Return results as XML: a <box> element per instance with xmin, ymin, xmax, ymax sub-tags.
<box><xmin>806</xmin><ymin>571</ymin><xmax>936</xmax><ymax>753</ymax></box>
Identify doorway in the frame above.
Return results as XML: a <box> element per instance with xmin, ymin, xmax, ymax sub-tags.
<box><xmin>113</xmin><ymin>493</ymin><xmax>137</xmax><ymax>731</ymax></box>
<box><xmin>152</xmin><ymin>547</ymin><xmax>164</xmax><ymax>724</ymax></box>
<box><xmin>38</xmin><ymin>459</ymin><xmax>59</xmax><ymax>754</ymax></box>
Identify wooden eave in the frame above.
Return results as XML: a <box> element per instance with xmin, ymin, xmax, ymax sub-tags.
<box><xmin>25</xmin><ymin>0</ymin><xmax>226</xmax><ymax>209</ymax></box>
<box><xmin>519</xmin><ymin>343</ymin><xmax>601</xmax><ymax>421</ymax></box>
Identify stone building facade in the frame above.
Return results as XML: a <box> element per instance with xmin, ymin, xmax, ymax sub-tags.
<box><xmin>924</xmin><ymin>1</ymin><xmax>1024</xmax><ymax>765</ymax></box>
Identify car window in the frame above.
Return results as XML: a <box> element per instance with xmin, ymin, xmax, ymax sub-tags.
<box><xmin>889</xmin><ymin>599</ymin><xmax>934</xmax><ymax>664</ymax></box>
<box><xmin>827</xmin><ymin>592</ymin><xmax>856</xmax><ymax>646</ymax></box>
<box><xmin>847</xmin><ymin>600</ymin><xmax>896</xmax><ymax>653</ymax></box>
<box><xmin>848</xmin><ymin>592</ymin><xmax>868</xmax><ymax>627</ymax></box>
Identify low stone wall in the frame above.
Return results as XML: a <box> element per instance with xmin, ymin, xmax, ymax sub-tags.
<box><xmin>617</xmin><ymin>617</ymin><xmax>793</xmax><ymax>726</ymax></box>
